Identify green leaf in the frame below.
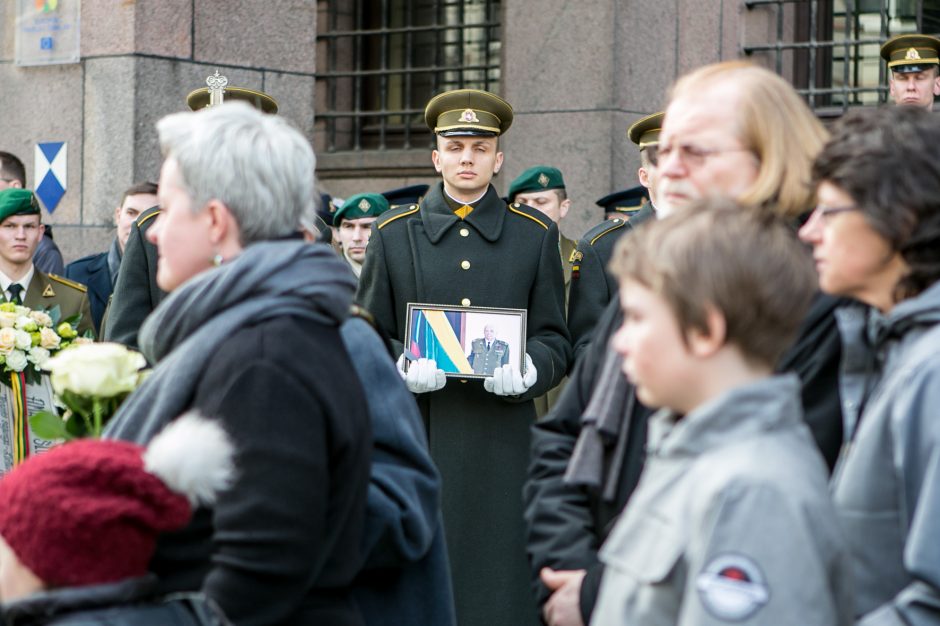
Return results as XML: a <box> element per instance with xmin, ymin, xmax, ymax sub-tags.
<box><xmin>29</xmin><ymin>411</ymin><xmax>72</xmax><ymax>441</ymax></box>
<box><xmin>46</xmin><ymin>305</ymin><xmax>63</xmax><ymax>326</ymax></box>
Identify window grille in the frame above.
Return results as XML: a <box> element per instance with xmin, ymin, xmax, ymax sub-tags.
<box><xmin>743</xmin><ymin>0</ymin><xmax>940</xmax><ymax>115</ymax></box>
<box><xmin>316</xmin><ymin>0</ymin><xmax>502</xmax><ymax>152</ymax></box>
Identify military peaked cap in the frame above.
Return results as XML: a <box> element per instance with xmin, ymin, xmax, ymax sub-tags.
<box><xmin>881</xmin><ymin>34</ymin><xmax>940</xmax><ymax>74</ymax></box>
<box><xmin>425</xmin><ymin>89</ymin><xmax>513</xmax><ymax>137</ymax></box>
<box><xmin>628</xmin><ymin>112</ymin><xmax>665</xmax><ymax>147</ymax></box>
<box><xmin>597</xmin><ymin>186</ymin><xmax>649</xmax><ymax>217</ymax></box>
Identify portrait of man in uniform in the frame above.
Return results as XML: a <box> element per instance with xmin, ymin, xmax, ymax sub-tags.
<box><xmin>468</xmin><ymin>324</ymin><xmax>509</xmax><ymax>375</ymax></box>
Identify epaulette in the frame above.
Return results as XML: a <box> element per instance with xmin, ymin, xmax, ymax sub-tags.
<box><xmin>48</xmin><ymin>274</ymin><xmax>88</xmax><ymax>293</ymax></box>
<box><xmin>376</xmin><ymin>203</ymin><xmax>419</xmax><ymax>230</ymax></box>
<box><xmin>136</xmin><ymin>208</ymin><xmax>162</xmax><ymax>228</ymax></box>
<box><xmin>507</xmin><ymin>202</ymin><xmax>550</xmax><ymax>229</ymax></box>
<box><xmin>584</xmin><ymin>218</ymin><xmax>627</xmax><ymax>247</ymax></box>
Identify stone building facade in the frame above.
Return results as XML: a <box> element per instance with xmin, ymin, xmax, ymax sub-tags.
<box><xmin>0</xmin><ymin>0</ymin><xmax>931</xmax><ymax>260</ymax></box>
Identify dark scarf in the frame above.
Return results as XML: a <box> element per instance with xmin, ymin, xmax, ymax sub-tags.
<box><xmin>107</xmin><ymin>237</ymin><xmax>122</xmax><ymax>289</ymax></box>
<box><xmin>563</xmin><ymin>343</ymin><xmax>635</xmax><ymax>502</ymax></box>
<box><xmin>105</xmin><ymin>240</ymin><xmax>356</xmax><ymax>444</ymax></box>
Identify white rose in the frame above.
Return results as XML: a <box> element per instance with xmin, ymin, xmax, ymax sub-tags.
<box><xmin>0</xmin><ymin>327</ymin><xmax>17</xmax><ymax>353</ymax></box>
<box><xmin>46</xmin><ymin>343</ymin><xmax>147</xmax><ymax>397</ymax></box>
<box><xmin>39</xmin><ymin>327</ymin><xmax>61</xmax><ymax>350</ymax></box>
<box><xmin>14</xmin><ymin>316</ymin><xmax>37</xmax><ymax>332</ymax></box>
<box><xmin>29</xmin><ymin>311</ymin><xmax>53</xmax><ymax>328</ymax></box>
<box><xmin>6</xmin><ymin>350</ymin><xmax>28</xmax><ymax>372</ymax></box>
<box><xmin>14</xmin><ymin>330</ymin><xmax>31</xmax><ymax>351</ymax></box>
<box><xmin>28</xmin><ymin>346</ymin><xmax>50</xmax><ymax>368</ymax></box>
<box><xmin>0</xmin><ymin>312</ymin><xmax>17</xmax><ymax>329</ymax></box>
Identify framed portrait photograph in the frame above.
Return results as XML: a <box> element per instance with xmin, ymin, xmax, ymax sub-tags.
<box><xmin>404</xmin><ymin>303</ymin><xmax>527</xmax><ymax>379</ymax></box>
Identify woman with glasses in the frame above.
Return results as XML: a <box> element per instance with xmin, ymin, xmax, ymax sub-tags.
<box><xmin>800</xmin><ymin>105</ymin><xmax>940</xmax><ymax>623</ymax></box>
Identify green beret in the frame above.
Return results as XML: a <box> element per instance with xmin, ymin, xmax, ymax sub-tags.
<box><xmin>881</xmin><ymin>34</ymin><xmax>940</xmax><ymax>73</ymax></box>
<box><xmin>0</xmin><ymin>189</ymin><xmax>40</xmax><ymax>223</ymax></box>
<box><xmin>507</xmin><ymin>166</ymin><xmax>566</xmax><ymax>201</ymax></box>
<box><xmin>425</xmin><ymin>89</ymin><xmax>513</xmax><ymax>137</ymax></box>
<box><xmin>334</xmin><ymin>193</ymin><xmax>390</xmax><ymax>224</ymax></box>
<box><xmin>628</xmin><ymin>112</ymin><xmax>664</xmax><ymax>148</ymax></box>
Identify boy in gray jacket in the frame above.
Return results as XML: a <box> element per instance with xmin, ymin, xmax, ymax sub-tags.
<box><xmin>591</xmin><ymin>199</ymin><xmax>853</xmax><ymax>626</ymax></box>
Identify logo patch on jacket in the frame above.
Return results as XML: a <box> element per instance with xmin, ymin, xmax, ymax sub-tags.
<box><xmin>696</xmin><ymin>554</ymin><xmax>769</xmax><ymax>620</ymax></box>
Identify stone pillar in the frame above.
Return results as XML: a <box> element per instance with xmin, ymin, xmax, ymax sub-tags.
<box><xmin>0</xmin><ymin>0</ymin><xmax>316</xmax><ymax>262</ymax></box>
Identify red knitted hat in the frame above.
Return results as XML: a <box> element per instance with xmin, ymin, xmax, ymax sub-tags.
<box><xmin>0</xmin><ymin>414</ymin><xmax>234</xmax><ymax>588</ymax></box>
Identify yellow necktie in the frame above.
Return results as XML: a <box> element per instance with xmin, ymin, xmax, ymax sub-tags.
<box><xmin>454</xmin><ymin>204</ymin><xmax>474</xmax><ymax>220</ymax></box>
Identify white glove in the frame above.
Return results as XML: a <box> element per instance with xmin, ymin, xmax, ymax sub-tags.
<box><xmin>484</xmin><ymin>353</ymin><xmax>537</xmax><ymax>396</ymax></box>
<box><xmin>397</xmin><ymin>355</ymin><xmax>447</xmax><ymax>394</ymax></box>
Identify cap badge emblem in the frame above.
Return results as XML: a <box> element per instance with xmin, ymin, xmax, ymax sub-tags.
<box><xmin>906</xmin><ymin>47</ymin><xmax>922</xmax><ymax>60</ymax></box>
<box><xmin>461</xmin><ymin>109</ymin><xmax>480</xmax><ymax>123</ymax></box>
<box><xmin>538</xmin><ymin>173</ymin><xmax>550</xmax><ymax>187</ymax></box>
<box><xmin>358</xmin><ymin>199</ymin><xmax>371</xmax><ymax>210</ymax></box>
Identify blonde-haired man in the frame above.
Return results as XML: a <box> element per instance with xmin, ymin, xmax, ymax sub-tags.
<box><xmin>526</xmin><ymin>61</ymin><xmax>845</xmax><ymax>626</ymax></box>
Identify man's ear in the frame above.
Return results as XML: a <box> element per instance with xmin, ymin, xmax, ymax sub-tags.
<box><xmin>638</xmin><ymin>167</ymin><xmax>650</xmax><ymax>189</ymax></box>
<box><xmin>559</xmin><ymin>198</ymin><xmax>571</xmax><ymax>220</ymax></box>
<box><xmin>687</xmin><ymin>304</ymin><xmax>726</xmax><ymax>358</ymax></box>
<box><xmin>932</xmin><ymin>74</ymin><xmax>940</xmax><ymax>97</ymax></box>
<box><xmin>493</xmin><ymin>151</ymin><xmax>504</xmax><ymax>174</ymax></box>
<box><xmin>431</xmin><ymin>150</ymin><xmax>443</xmax><ymax>173</ymax></box>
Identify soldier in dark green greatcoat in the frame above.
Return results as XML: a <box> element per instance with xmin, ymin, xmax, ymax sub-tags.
<box><xmin>357</xmin><ymin>89</ymin><xmax>571</xmax><ymax>626</ymax></box>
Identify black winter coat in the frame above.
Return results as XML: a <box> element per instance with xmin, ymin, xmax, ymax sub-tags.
<box><xmin>357</xmin><ymin>182</ymin><xmax>571</xmax><ymax>626</ymax></box>
<box><xmin>1</xmin><ymin>576</ymin><xmax>227</xmax><ymax>626</ymax></box>
<box><xmin>149</xmin><ymin>315</ymin><xmax>372</xmax><ymax>626</ymax></box>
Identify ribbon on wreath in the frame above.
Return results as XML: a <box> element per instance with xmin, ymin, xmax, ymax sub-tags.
<box><xmin>9</xmin><ymin>371</ymin><xmax>30</xmax><ymax>465</ymax></box>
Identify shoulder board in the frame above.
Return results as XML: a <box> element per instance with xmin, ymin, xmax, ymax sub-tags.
<box><xmin>507</xmin><ymin>202</ymin><xmax>550</xmax><ymax>229</ymax></box>
<box><xmin>48</xmin><ymin>274</ymin><xmax>88</xmax><ymax>293</ymax></box>
<box><xmin>136</xmin><ymin>208</ymin><xmax>162</xmax><ymax>228</ymax></box>
<box><xmin>583</xmin><ymin>218</ymin><xmax>626</xmax><ymax>246</ymax></box>
<box><xmin>377</xmin><ymin>204</ymin><xmax>419</xmax><ymax>229</ymax></box>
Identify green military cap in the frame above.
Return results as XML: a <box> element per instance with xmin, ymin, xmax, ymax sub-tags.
<box><xmin>333</xmin><ymin>193</ymin><xmax>391</xmax><ymax>225</ymax></box>
<box><xmin>507</xmin><ymin>166</ymin><xmax>566</xmax><ymax>201</ymax></box>
<box><xmin>186</xmin><ymin>71</ymin><xmax>279</xmax><ymax>114</ymax></box>
<box><xmin>881</xmin><ymin>34</ymin><xmax>940</xmax><ymax>74</ymax></box>
<box><xmin>0</xmin><ymin>189</ymin><xmax>40</xmax><ymax>223</ymax></box>
<box><xmin>628</xmin><ymin>111</ymin><xmax>665</xmax><ymax>148</ymax></box>
<box><xmin>424</xmin><ymin>89</ymin><xmax>513</xmax><ymax>137</ymax></box>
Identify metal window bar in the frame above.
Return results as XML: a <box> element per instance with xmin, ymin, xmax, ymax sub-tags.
<box><xmin>317</xmin><ymin>0</ymin><xmax>501</xmax><ymax>152</ymax></box>
<box><xmin>743</xmin><ymin>0</ymin><xmax>926</xmax><ymax>114</ymax></box>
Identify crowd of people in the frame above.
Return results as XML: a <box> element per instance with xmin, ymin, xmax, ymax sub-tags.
<box><xmin>0</xmin><ymin>29</ymin><xmax>938</xmax><ymax>626</ymax></box>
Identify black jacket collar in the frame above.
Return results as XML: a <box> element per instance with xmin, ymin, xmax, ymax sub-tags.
<box><xmin>420</xmin><ymin>182</ymin><xmax>506</xmax><ymax>244</ymax></box>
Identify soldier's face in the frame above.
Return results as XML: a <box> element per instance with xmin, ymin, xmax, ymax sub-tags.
<box><xmin>336</xmin><ymin>217</ymin><xmax>377</xmax><ymax>263</ymax></box>
<box><xmin>149</xmin><ymin>158</ymin><xmax>216</xmax><ymax>292</ymax></box>
<box><xmin>484</xmin><ymin>326</ymin><xmax>495</xmax><ymax>341</ymax></box>
<box><xmin>0</xmin><ymin>215</ymin><xmax>43</xmax><ymax>269</ymax></box>
<box><xmin>432</xmin><ymin>136</ymin><xmax>503</xmax><ymax>200</ymax></box>
<box><xmin>656</xmin><ymin>92</ymin><xmax>760</xmax><ymax>217</ymax></box>
<box><xmin>513</xmin><ymin>189</ymin><xmax>570</xmax><ymax>224</ymax></box>
<box><xmin>612</xmin><ymin>278</ymin><xmax>700</xmax><ymax>413</ymax></box>
<box><xmin>114</xmin><ymin>193</ymin><xmax>157</xmax><ymax>253</ymax></box>
<box><xmin>889</xmin><ymin>68</ymin><xmax>940</xmax><ymax>109</ymax></box>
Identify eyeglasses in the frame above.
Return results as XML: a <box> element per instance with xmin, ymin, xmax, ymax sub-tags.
<box><xmin>655</xmin><ymin>142</ymin><xmax>755</xmax><ymax>168</ymax></box>
<box><xmin>809</xmin><ymin>204</ymin><xmax>860</xmax><ymax>223</ymax></box>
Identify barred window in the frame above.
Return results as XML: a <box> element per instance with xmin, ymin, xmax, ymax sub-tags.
<box><xmin>744</xmin><ymin>0</ymin><xmax>940</xmax><ymax>116</ymax></box>
<box><xmin>316</xmin><ymin>0</ymin><xmax>501</xmax><ymax>153</ymax></box>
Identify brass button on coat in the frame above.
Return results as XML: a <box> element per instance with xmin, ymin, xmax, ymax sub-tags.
<box><xmin>461</xmin><ymin>260</ymin><xmax>471</xmax><ymax>270</ymax></box>
<box><xmin>460</xmin><ymin>228</ymin><xmax>470</xmax><ymax>237</ymax></box>
<box><xmin>461</xmin><ymin>298</ymin><xmax>471</xmax><ymax>306</ymax></box>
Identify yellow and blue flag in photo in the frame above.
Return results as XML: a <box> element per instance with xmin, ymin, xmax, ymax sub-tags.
<box><xmin>409</xmin><ymin>309</ymin><xmax>473</xmax><ymax>374</ymax></box>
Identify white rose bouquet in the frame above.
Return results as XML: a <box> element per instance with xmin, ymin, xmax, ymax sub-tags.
<box><xmin>0</xmin><ymin>302</ymin><xmax>84</xmax><ymax>385</ymax></box>
<box><xmin>29</xmin><ymin>342</ymin><xmax>148</xmax><ymax>439</ymax></box>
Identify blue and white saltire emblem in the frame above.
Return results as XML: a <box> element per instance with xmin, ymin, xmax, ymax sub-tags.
<box><xmin>34</xmin><ymin>142</ymin><xmax>67</xmax><ymax>213</ymax></box>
